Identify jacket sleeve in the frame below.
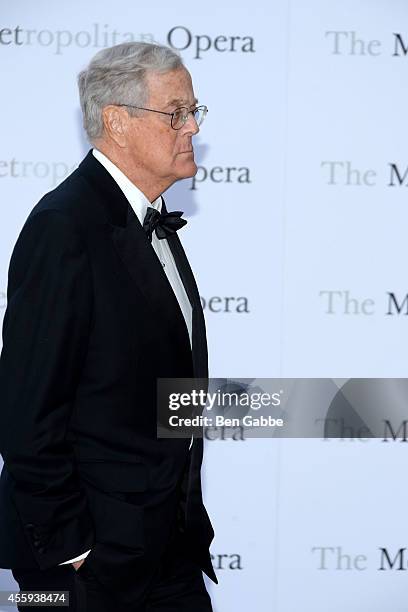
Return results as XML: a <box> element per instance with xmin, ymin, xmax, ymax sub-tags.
<box><xmin>0</xmin><ymin>208</ymin><xmax>95</xmax><ymax>568</ymax></box>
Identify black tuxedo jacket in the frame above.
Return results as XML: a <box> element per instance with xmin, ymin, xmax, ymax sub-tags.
<box><xmin>0</xmin><ymin>151</ymin><xmax>216</xmax><ymax>603</ymax></box>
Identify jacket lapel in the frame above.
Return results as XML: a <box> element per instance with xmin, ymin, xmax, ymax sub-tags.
<box><xmin>77</xmin><ymin>151</ymin><xmax>192</xmax><ymax>359</ymax></box>
<box><xmin>160</xmin><ymin>198</ymin><xmax>208</xmax><ymax>378</ymax></box>
<box><xmin>110</xmin><ymin>207</ymin><xmax>191</xmax><ymax>357</ymax></box>
<box><xmin>165</xmin><ymin>229</ymin><xmax>208</xmax><ymax>379</ymax></box>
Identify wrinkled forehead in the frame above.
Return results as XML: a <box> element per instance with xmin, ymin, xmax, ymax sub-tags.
<box><xmin>144</xmin><ymin>67</ymin><xmax>197</xmax><ymax>108</ymax></box>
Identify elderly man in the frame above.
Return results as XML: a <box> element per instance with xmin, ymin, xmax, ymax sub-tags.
<box><xmin>0</xmin><ymin>42</ymin><xmax>216</xmax><ymax>611</ymax></box>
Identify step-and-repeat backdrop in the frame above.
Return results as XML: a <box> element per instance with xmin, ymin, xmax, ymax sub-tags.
<box><xmin>1</xmin><ymin>1</ymin><xmax>407</xmax><ymax>611</ymax></box>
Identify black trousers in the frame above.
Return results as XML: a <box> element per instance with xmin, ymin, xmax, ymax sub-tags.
<box><xmin>11</xmin><ymin>528</ymin><xmax>213</xmax><ymax>612</ymax></box>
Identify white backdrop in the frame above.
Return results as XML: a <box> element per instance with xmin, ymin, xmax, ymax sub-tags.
<box><xmin>1</xmin><ymin>1</ymin><xmax>408</xmax><ymax>611</ymax></box>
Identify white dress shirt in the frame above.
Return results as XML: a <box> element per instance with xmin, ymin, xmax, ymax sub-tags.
<box><xmin>59</xmin><ymin>149</ymin><xmax>194</xmax><ymax>566</ymax></box>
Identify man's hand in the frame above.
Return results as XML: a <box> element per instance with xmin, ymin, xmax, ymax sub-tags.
<box><xmin>72</xmin><ymin>559</ymin><xmax>85</xmax><ymax>571</ymax></box>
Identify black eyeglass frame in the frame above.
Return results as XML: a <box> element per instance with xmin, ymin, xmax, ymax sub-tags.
<box><xmin>115</xmin><ymin>103</ymin><xmax>208</xmax><ymax>130</ymax></box>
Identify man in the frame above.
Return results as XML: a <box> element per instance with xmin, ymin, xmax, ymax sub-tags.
<box><xmin>0</xmin><ymin>41</ymin><xmax>216</xmax><ymax>611</ymax></box>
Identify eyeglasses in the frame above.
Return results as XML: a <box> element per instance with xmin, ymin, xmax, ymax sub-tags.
<box><xmin>116</xmin><ymin>103</ymin><xmax>208</xmax><ymax>130</ymax></box>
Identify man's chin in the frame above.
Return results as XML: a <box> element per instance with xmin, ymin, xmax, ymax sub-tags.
<box><xmin>177</xmin><ymin>160</ymin><xmax>198</xmax><ymax>180</ymax></box>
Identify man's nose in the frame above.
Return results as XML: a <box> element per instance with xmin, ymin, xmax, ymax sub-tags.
<box><xmin>184</xmin><ymin>111</ymin><xmax>200</xmax><ymax>135</ymax></box>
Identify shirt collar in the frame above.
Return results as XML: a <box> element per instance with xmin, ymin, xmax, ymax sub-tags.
<box><xmin>92</xmin><ymin>148</ymin><xmax>162</xmax><ymax>225</ymax></box>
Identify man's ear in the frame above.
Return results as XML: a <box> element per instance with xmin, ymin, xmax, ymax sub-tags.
<box><xmin>102</xmin><ymin>105</ymin><xmax>129</xmax><ymax>147</ymax></box>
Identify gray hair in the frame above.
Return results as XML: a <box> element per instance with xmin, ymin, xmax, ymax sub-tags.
<box><xmin>78</xmin><ymin>42</ymin><xmax>183</xmax><ymax>143</ymax></box>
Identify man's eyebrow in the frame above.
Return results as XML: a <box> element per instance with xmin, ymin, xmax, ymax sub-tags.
<box><xmin>165</xmin><ymin>97</ymin><xmax>198</xmax><ymax>109</ymax></box>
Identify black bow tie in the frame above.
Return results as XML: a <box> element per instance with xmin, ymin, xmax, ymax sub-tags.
<box><xmin>142</xmin><ymin>207</ymin><xmax>187</xmax><ymax>242</ymax></box>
